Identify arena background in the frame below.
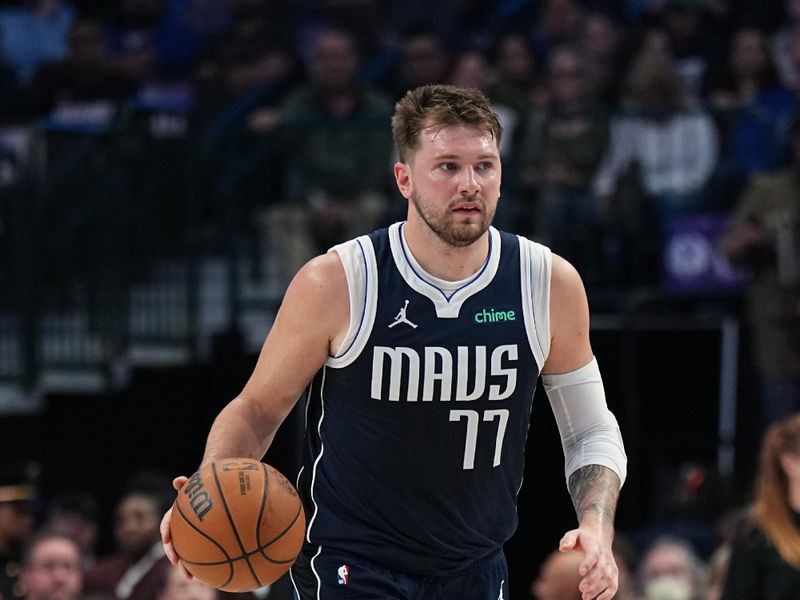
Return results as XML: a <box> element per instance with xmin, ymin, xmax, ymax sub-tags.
<box><xmin>0</xmin><ymin>0</ymin><xmax>792</xmax><ymax>597</ymax></box>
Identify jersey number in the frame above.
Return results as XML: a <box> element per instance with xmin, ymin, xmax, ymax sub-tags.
<box><xmin>449</xmin><ymin>409</ymin><xmax>509</xmax><ymax>470</ymax></box>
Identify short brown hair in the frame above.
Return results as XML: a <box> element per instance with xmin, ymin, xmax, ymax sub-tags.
<box><xmin>391</xmin><ymin>85</ymin><xmax>503</xmax><ymax>162</ymax></box>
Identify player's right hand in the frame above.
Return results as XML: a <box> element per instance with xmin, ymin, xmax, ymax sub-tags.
<box><xmin>160</xmin><ymin>476</ymin><xmax>192</xmax><ymax>578</ymax></box>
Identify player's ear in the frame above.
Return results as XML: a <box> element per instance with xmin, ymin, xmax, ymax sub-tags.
<box><xmin>394</xmin><ymin>162</ymin><xmax>413</xmax><ymax>200</ymax></box>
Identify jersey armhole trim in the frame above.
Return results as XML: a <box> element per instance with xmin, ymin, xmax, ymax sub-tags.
<box><xmin>327</xmin><ymin>236</ymin><xmax>377</xmax><ymax>368</ymax></box>
<box><xmin>518</xmin><ymin>236</ymin><xmax>551</xmax><ymax>370</ymax></box>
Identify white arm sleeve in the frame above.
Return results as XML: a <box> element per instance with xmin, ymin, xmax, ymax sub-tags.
<box><xmin>542</xmin><ymin>357</ymin><xmax>627</xmax><ymax>487</ymax></box>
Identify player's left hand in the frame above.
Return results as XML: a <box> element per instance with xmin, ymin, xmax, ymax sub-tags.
<box><xmin>559</xmin><ymin>523</ymin><xmax>618</xmax><ymax>600</ymax></box>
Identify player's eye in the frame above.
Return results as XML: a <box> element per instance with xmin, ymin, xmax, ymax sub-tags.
<box><xmin>476</xmin><ymin>161</ymin><xmax>494</xmax><ymax>171</ymax></box>
<box><xmin>439</xmin><ymin>162</ymin><xmax>458</xmax><ymax>171</ymax></box>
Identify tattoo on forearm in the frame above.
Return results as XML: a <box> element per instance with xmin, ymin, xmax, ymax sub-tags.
<box><xmin>568</xmin><ymin>465</ymin><xmax>621</xmax><ymax>525</ymax></box>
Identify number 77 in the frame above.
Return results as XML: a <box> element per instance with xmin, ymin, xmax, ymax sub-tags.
<box><xmin>449</xmin><ymin>409</ymin><xmax>509</xmax><ymax>470</ymax></box>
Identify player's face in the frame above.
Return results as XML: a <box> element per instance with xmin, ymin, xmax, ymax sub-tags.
<box><xmin>21</xmin><ymin>539</ymin><xmax>82</xmax><ymax>600</ymax></box>
<box><xmin>399</xmin><ymin>123</ymin><xmax>501</xmax><ymax>247</ymax></box>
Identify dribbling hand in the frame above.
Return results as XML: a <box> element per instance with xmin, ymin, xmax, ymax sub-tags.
<box><xmin>160</xmin><ymin>475</ymin><xmax>192</xmax><ymax>579</ymax></box>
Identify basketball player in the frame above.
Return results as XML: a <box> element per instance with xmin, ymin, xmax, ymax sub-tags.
<box><xmin>161</xmin><ymin>85</ymin><xmax>627</xmax><ymax>600</ymax></box>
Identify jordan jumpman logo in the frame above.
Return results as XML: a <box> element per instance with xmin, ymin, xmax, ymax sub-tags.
<box><xmin>389</xmin><ymin>299</ymin><xmax>417</xmax><ymax>328</ymax></box>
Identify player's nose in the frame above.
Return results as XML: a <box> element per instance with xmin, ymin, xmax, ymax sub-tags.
<box><xmin>457</xmin><ymin>166</ymin><xmax>480</xmax><ymax>196</ymax></box>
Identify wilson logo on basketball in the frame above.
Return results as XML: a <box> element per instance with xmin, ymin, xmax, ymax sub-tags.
<box><xmin>183</xmin><ymin>471</ymin><xmax>214</xmax><ymax>521</ymax></box>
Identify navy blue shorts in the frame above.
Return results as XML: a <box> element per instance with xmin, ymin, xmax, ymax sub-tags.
<box><xmin>289</xmin><ymin>546</ymin><xmax>509</xmax><ymax>599</ymax></box>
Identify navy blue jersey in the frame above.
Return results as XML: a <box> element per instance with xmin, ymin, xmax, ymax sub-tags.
<box><xmin>296</xmin><ymin>222</ymin><xmax>552</xmax><ymax>576</ymax></box>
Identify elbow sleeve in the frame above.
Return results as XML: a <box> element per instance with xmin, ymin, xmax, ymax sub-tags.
<box><xmin>542</xmin><ymin>357</ymin><xmax>628</xmax><ymax>487</ymax></box>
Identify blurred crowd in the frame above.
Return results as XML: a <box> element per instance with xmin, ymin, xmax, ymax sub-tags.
<box><xmin>1</xmin><ymin>0</ymin><xmax>799</xmax><ymax>283</ymax></box>
<box><xmin>0</xmin><ymin>464</ymin><xmax>294</xmax><ymax>599</ymax></box>
<box><xmin>7</xmin><ymin>411</ymin><xmax>800</xmax><ymax>599</ymax></box>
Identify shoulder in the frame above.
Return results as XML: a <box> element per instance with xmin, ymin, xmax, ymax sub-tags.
<box><xmin>549</xmin><ymin>253</ymin><xmax>587</xmax><ymax>307</ymax></box>
<box><xmin>273</xmin><ymin>251</ymin><xmax>350</xmax><ymax>352</ymax></box>
<box><xmin>287</xmin><ymin>251</ymin><xmax>348</xmax><ymax>304</ymax></box>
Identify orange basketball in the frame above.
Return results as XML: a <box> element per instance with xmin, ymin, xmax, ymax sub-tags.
<box><xmin>170</xmin><ymin>459</ymin><xmax>305</xmax><ymax>592</ymax></box>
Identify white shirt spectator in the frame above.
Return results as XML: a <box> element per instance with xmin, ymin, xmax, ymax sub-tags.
<box><xmin>593</xmin><ymin>108</ymin><xmax>718</xmax><ymax>198</ymax></box>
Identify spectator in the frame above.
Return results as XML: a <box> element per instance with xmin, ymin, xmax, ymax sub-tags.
<box><xmin>721</xmin><ymin>412</ymin><xmax>800</xmax><ymax>599</ymax></box>
<box><xmin>653</xmin><ymin>0</ymin><xmax>722</xmax><ymax>98</ymax></box>
<box><xmin>775</xmin><ymin>22</ymin><xmax>800</xmax><ymax>98</ymax></box>
<box><xmin>295</xmin><ymin>0</ymin><xmax>387</xmax><ymax>60</ymax></box>
<box><xmin>194</xmin><ymin>0</ymin><xmax>296</xmax><ymax>110</ymax></box>
<box><xmin>578</xmin><ymin>11</ymin><xmax>624</xmax><ymax>108</ymax></box>
<box><xmin>638</xmin><ymin>536</ymin><xmax>708</xmax><ymax>600</ymax></box>
<box><xmin>594</xmin><ymin>46</ymin><xmax>718</xmax><ymax>219</ymax></box>
<box><xmin>83</xmin><ymin>472</ymin><xmax>173</xmax><ymax>600</ymax></box>
<box><xmin>591</xmin><ymin>44</ymin><xmax>718</xmax><ymax>284</ymax></box>
<box><xmin>108</xmin><ymin>0</ymin><xmax>227</xmax><ymax>81</ymax></box>
<box><xmin>189</xmin><ymin>1</ymin><xmax>300</xmax><ymax>233</ymax></box>
<box><xmin>531</xmin><ymin>0</ymin><xmax>586</xmax><ymax>58</ymax></box>
<box><xmin>0</xmin><ymin>462</ymin><xmax>40</xmax><ymax>600</ymax></box>
<box><xmin>517</xmin><ymin>44</ymin><xmax>609</xmax><ymax>283</ymax></box>
<box><xmin>42</xmin><ymin>492</ymin><xmax>99</xmax><ymax>570</ymax></box>
<box><xmin>153</xmin><ymin>561</ymin><xmax>269</xmax><ymax>600</ymax></box>
<box><xmin>488</xmin><ymin>30</ymin><xmax>542</xmax><ymax>114</ymax></box>
<box><xmin>29</xmin><ymin>17</ymin><xmax>137</xmax><ymax>119</ymax></box>
<box><xmin>0</xmin><ymin>0</ymin><xmax>75</xmax><ymax>83</ymax></box>
<box><xmin>720</xmin><ymin>113</ymin><xmax>800</xmax><ymax>426</ymax></box>
<box><xmin>381</xmin><ymin>27</ymin><xmax>452</xmax><ymax>102</ymax></box>
<box><xmin>157</xmin><ymin>562</ymin><xmax>215</xmax><ymax>600</ymax></box>
<box><xmin>19</xmin><ymin>532</ymin><xmax>82</xmax><ymax>600</ymax></box>
<box><xmin>384</xmin><ymin>0</ymin><xmax>462</xmax><ymax>44</ymax></box>
<box><xmin>771</xmin><ymin>0</ymin><xmax>800</xmax><ymax>91</ymax></box>
<box><xmin>263</xmin><ymin>24</ymin><xmax>394</xmax><ymax>287</ymax></box>
<box><xmin>530</xmin><ymin>550</ymin><xmax>583</xmax><ymax>600</ymax></box>
<box><xmin>104</xmin><ymin>0</ymin><xmax>164</xmax><ymax>83</ymax></box>
<box><xmin>710</xmin><ymin>27</ymin><xmax>799</xmax><ymax>182</ymax></box>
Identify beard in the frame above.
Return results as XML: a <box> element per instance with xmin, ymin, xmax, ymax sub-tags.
<box><xmin>411</xmin><ymin>191</ymin><xmax>495</xmax><ymax>247</ymax></box>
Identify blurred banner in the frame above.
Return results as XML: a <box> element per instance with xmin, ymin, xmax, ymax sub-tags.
<box><xmin>662</xmin><ymin>213</ymin><xmax>749</xmax><ymax>293</ymax></box>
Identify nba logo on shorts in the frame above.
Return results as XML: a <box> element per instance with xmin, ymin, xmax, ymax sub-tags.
<box><xmin>337</xmin><ymin>565</ymin><xmax>349</xmax><ymax>585</ymax></box>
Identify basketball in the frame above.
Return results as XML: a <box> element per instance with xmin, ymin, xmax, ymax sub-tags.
<box><xmin>169</xmin><ymin>459</ymin><xmax>305</xmax><ymax>592</ymax></box>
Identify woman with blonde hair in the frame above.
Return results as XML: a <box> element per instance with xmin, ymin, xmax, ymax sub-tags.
<box><xmin>721</xmin><ymin>412</ymin><xmax>800</xmax><ymax>599</ymax></box>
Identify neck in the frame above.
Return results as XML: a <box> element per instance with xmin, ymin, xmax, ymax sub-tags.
<box><xmin>402</xmin><ymin>216</ymin><xmax>490</xmax><ymax>281</ymax></box>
